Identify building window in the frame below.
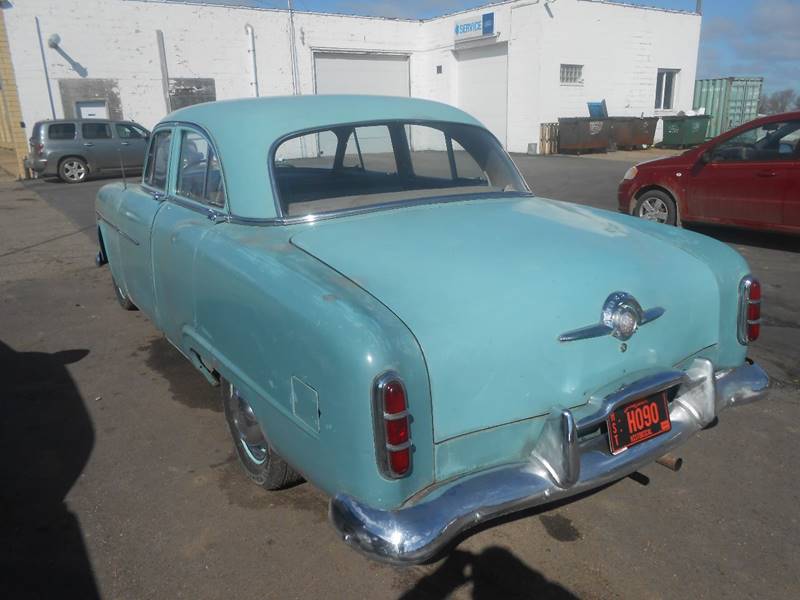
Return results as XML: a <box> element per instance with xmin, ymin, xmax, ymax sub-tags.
<box><xmin>560</xmin><ymin>64</ymin><xmax>583</xmax><ymax>85</ymax></box>
<box><xmin>655</xmin><ymin>69</ymin><xmax>679</xmax><ymax>110</ymax></box>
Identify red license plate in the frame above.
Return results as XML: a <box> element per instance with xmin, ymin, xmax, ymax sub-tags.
<box><xmin>607</xmin><ymin>391</ymin><xmax>671</xmax><ymax>454</ymax></box>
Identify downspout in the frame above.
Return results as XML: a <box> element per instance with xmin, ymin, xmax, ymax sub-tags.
<box><xmin>156</xmin><ymin>30</ymin><xmax>171</xmax><ymax>113</ymax></box>
<box><xmin>244</xmin><ymin>24</ymin><xmax>259</xmax><ymax>97</ymax></box>
<box><xmin>34</xmin><ymin>17</ymin><xmax>56</xmax><ymax>119</ymax></box>
<box><xmin>287</xmin><ymin>0</ymin><xmax>300</xmax><ymax>95</ymax></box>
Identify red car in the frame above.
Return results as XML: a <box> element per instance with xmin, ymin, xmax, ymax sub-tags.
<box><xmin>618</xmin><ymin>111</ymin><xmax>800</xmax><ymax>234</ymax></box>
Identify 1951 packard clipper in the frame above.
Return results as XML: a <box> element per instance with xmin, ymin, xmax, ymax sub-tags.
<box><xmin>95</xmin><ymin>96</ymin><xmax>769</xmax><ymax>564</ymax></box>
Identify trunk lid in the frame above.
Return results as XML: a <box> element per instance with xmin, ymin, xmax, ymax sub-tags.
<box><xmin>291</xmin><ymin>197</ymin><xmax>719</xmax><ymax>442</ymax></box>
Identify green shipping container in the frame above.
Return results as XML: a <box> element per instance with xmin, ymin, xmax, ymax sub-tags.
<box><xmin>661</xmin><ymin>115</ymin><xmax>711</xmax><ymax>148</ymax></box>
<box><xmin>693</xmin><ymin>77</ymin><xmax>763</xmax><ymax>139</ymax></box>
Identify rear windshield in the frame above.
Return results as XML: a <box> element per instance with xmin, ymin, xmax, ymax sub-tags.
<box><xmin>272</xmin><ymin>121</ymin><xmax>528</xmax><ymax>218</ymax></box>
<box><xmin>48</xmin><ymin>123</ymin><xmax>76</xmax><ymax>140</ymax></box>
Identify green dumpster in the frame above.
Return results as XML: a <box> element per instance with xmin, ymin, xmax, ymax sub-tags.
<box><xmin>661</xmin><ymin>115</ymin><xmax>712</xmax><ymax>148</ymax></box>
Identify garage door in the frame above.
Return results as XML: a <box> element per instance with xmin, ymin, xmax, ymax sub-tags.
<box><xmin>314</xmin><ymin>52</ymin><xmax>410</xmax><ymax>97</ymax></box>
<box><xmin>456</xmin><ymin>42</ymin><xmax>508</xmax><ymax>147</ymax></box>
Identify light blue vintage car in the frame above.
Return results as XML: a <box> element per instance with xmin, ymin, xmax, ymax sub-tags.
<box><xmin>95</xmin><ymin>95</ymin><xmax>768</xmax><ymax>564</ymax></box>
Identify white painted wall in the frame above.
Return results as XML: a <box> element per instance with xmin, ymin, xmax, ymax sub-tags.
<box><xmin>4</xmin><ymin>0</ymin><xmax>701</xmax><ymax>154</ymax></box>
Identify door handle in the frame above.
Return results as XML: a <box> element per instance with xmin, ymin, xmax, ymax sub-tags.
<box><xmin>150</xmin><ymin>191</ymin><xmax>164</xmax><ymax>201</ymax></box>
<box><xmin>120</xmin><ymin>141</ymin><xmax>130</xmax><ymax>146</ymax></box>
<box><xmin>756</xmin><ymin>170</ymin><xmax>777</xmax><ymax>177</ymax></box>
<box><xmin>83</xmin><ymin>142</ymin><xmax>94</xmax><ymax>147</ymax></box>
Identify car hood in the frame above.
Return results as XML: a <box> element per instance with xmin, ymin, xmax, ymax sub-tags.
<box><xmin>291</xmin><ymin>197</ymin><xmax>721</xmax><ymax>442</ymax></box>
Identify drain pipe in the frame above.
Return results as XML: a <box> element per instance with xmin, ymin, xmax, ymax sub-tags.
<box><xmin>244</xmin><ymin>24</ymin><xmax>259</xmax><ymax>97</ymax></box>
<box><xmin>34</xmin><ymin>17</ymin><xmax>56</xmax><ymax>119</ymax></box>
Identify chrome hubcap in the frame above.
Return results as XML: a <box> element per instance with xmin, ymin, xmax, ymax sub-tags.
<box><xmin>638</xmin><ymin>197</ymin><xmax>669</xmax><ymax>223</ymax></box>
<box><xmin>63</xmin><ymin>160</ymin><xmax>86</xmax><ymax>181</ymax></box>
<box><xmin>227</xmin><ymin>384</ymin><xmax>268</xmax><ymax>464</ymax></box>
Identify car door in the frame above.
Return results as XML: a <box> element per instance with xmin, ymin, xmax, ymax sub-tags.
<box><xmin>687</xmin><ymin>119</ymin><xmax>800</xmax><ymax>227</ymax></box>
<box><xmin>117</xmin><ymin>128</ymin><xmax>174</xmax><ymax>320</ymax></box>
<box><xmin>115</xmin><ymin>122</ymin><xmax>149</xmax><ymax>171</ymax></box>
<box><xmin>80</xmin><ymin>122</ymin><xmax>119</xmax><ymax>171</ymax></box>
<box><xmin>151</xmin><ymin>126</ymin><xmax>228</xmax><ymax>344</ymax></box>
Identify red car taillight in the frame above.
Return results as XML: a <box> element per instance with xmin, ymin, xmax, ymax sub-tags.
<box><xmin>738</xmin><ymin>276</ymin><xmax>761</xmax><ymax>344</ymax></box>
<box><xmin>374</xmin><ymin>373</ymin><xmax>411</xmax><ymax>478</ymax></box>
<box><xmin>34</xmin><ymin>143</ymin><xmax>44</xmax><ymax>156</ymax></box>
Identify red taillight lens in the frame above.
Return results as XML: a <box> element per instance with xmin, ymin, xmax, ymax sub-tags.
<box><xmin>738</xmin><ymin>276</ymin><xmax>761</xmax><ymax>344</ymax></box>
<box><xmin>374</xmin><ymin>374</ymin><xmax>412</xmax><ymax>478</ymax></box>
<box><xmin>34</xmin><ymin>143</ymin><xmax>44</xmax><ymax>156</ymax></box>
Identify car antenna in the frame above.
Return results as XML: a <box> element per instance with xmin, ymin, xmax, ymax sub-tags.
<box><xmin>118</xmin><ymin>148</ymin><xmax>127</xmax><ymax>189</ymax></box>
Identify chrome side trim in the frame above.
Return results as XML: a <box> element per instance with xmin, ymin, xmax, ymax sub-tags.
<box><xmin>96</xmin><ymin>211</ymin><xmax>139</xmax><ymax>247</ymax></box>
<box><xmin>329</xmin><ymin>359</ymin><xmax>769</xmax><ymax>565</ymax></box>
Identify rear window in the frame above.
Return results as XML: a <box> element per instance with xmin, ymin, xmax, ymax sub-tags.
<box><xmin>48</xmin><ymin>123</ymin><xmax>76</xmax><ymax>140</ymax></box>
<box><xmin>273</xmin><ymin>120</ymin><xmax>527</xmax><ymax>218</ymax></box>
<box><xmin>82</xmin><ymin>123</ymin><xmax>111</xmax><ymax>139</ymax></box>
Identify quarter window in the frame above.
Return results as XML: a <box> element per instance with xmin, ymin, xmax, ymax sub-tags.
<box><xmin>144</xmin><ymin>130</ymin><xmax>172</xmax><ymax>191</ymax></box>
<box><xmin>560</xmin><ymin>64</ymin><xmax>583</xmax><ymax>85</ymax></box>
<box><xmin>48</xmin><ymin>123</ymin><xmax>76</xmax><ymax>140</ymax></box>
<box><xmin>82</xmin><ymin>123</ymin><xmax>111</xmax><ymax>139</ymax></box>
<box><xmin>654</xmin><ymin>69</ymin><xmax>679</xmax><ymax>110</ymax></box>
<box><xmin>176</xmin><ymin>130</ymin><xmax>226</xmax><ymax>207</ymax></box>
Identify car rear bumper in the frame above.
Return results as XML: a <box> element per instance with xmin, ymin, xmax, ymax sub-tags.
<box><xmin>24</xmin><ymin>156</ymin><xmax>48</xmax><ymax>174</ymax></box>
<box><xmin>329</xmin><ymin>359</ymin><xmax>769</xmax><ymax>565</ymax></box>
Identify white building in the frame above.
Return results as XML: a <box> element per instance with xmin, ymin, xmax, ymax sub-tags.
<box><xmin>1</xmin><ymin>0</ymin><xmax>701</xmax><ymax>164</ymax></box>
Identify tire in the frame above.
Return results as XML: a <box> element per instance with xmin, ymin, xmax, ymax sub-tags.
<box><xmin>634</xmin><ymin>189</ymin><xmax>677</xmax><ymax>226</ymax></box>
<box><xmin>221</xmin><ymin>378</ymin><xmax>302</xmax><ymax>490</ymax></box>
<box><xmin>58</xmin><ymin>157</ymin><xmax>89</xmax><ymax>183</ymax></box>
<box><xmin>112</xmin><ymin>276</ymin><xmax>137</xmax><ymax>311</ymax></box>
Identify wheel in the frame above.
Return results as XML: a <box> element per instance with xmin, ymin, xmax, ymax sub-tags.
<box><xmin>222</xmin><ymin>378</ymin><xmax>302</xmax><ymax>490</ymax></box>
<box><xmin>58</xmin><ymin>157</ymin><xmax>88</xmax><ymax>183</ymax></box>
<box><xmin>112</xmin><ymin>276</ymin><xmax>137</xmax><ymax>311</ymax></box>
<box><xmin>634</xmin><ymin>190</ymin><xmax>677</xmax><ymax>226</ymax></box>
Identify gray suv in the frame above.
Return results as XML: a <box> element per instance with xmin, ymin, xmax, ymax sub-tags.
<box><xmin>25</xmin><ymin>119</ymin><xmax>150</xmax><ymax>183</ymax></box>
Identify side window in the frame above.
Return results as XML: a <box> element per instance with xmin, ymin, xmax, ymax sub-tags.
<box><xmin>176</xmin><ymin>130</ymin><xmax>226</xmax><ymax>207</ymax></box>
<box><xmin>144</xmin><ymin>130</ymin><xmax>172</xmax><ymax>190</ymax></box>
<box><xmin>115</xmin><ymin>123</ymin><xmax>146</xmax><ymax>139</ymax></box>
<box><xmin>82</xmin><ymin>123</ymin><xmax>111</xmax><ymax>139</ymax></box>
<box><xmin>406</xmin><ymin>124</ymin><xmax>485</xmax><ymax>183</ymax></box>
<box><xmin>48</xmin><ymin>123</ymin><xmax>76</xmax><ymax>140</ymax></box>
<box><xmin>348</xmin><ymin>126</ymin><xmax>397</xmax><ymax>174</ymax></box>
<box><xmin>714</xmin><ymin>121</ymin><xmax>800</xmax><ymax>162</ymax></box>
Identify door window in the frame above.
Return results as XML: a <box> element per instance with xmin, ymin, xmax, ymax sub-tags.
<box><xmin>176</xmin><ymin>130</ymin><xmax>226</xmax><ymax>207</ymax></box>
<box><xmin>115</xmin><ymin>123</ymin><xmax>147</xmax><ymax>139</ymax></box>
<box><xmin>82</xmin><ymin>123</ymin><xmax>111</xmax><ymax>139</ymax></box>
<box><xmin>406</xmin><ymin>124</ymin><xmax>486</xmax><ymax>182</ymax></box>
<box><xmin>713</xmin><ymin>121</ymin><xmax>800</xmax><ymax>162</ymax></box>
<box><xmin>144</xmin><ymin>130</ymin><xmax>172</xmax><ymax>191</ymax></box>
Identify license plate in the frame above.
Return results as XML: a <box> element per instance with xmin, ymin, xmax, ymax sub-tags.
<box><xmin>607</xmin><ymin>391</ymin><xmax>671</xmax><ymax>454</ymax></box>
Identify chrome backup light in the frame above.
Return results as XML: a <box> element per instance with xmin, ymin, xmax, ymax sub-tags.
<box><xmin>373</xmin><ymin>372</ymin><xmax>412</xmax><ymax>478</ymax></box>
<box><xmin>738</xmin><ymin>276</ymin><xmax>761</xmax><ymax>344</ymax></box>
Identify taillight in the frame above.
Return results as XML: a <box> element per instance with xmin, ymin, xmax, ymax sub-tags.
<box><xmin>373</xmin><ymin>373</ymin><xmax>411</xmax><ymax>478</ymax></box>
<box><xmin>738</xmin><ymin>276</ymin><xmax>761</xmax><ymax>344</ymax></box>
<box><xmin>34</xmin><ymin>143</ymin><xmax>44</xmax><ymax>156</ymax></box>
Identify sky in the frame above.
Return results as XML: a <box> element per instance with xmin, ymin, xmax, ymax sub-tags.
<box><xmin>159</xmin><ymin>0</ymin><xmax>800</xmax><ymax>93</ymax></box>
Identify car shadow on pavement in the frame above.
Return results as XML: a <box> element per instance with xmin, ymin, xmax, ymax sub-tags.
<box><xmin>0</xmin><ymin>341</ymin><xmax>100</xmax><ymax>600</ymax></box>
<box><xmin>398</xmin><ymin>547</ymin><xmax>578</xmax><ymax>600</ymax></box>
<box><xmin>687</xmin><ymin>224</ymin><xmax>800</xmax><ymax>253</ymax></box>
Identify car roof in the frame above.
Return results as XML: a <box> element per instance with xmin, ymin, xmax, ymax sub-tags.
<box><xmin>162</xmin><ymin>95</ymin><xmax>484</xmax><ymax>220</ymax></box>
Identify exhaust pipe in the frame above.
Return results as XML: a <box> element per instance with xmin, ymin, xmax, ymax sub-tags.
<box><xmin>656</xmin><ymin>453</ymin><xmax>683</xmax><ymax>471</ymax></box>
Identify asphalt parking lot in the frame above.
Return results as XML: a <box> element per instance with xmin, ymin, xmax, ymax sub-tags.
<box><xmin>2</xmin><ymin>154</ymin><xmax>798</xmax><ymax>599</ymax></box>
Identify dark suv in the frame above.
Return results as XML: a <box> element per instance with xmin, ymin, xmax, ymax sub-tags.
<box><xmin>25</xmin><ymin>119</ymin><xmax>150</xmax><ymax>183</ymax></box>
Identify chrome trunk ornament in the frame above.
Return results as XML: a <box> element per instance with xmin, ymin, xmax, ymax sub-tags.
<box><xmin>559</xmin><ymin>292</ymin><xmax>665</xmax><ymax>343</ymax></box>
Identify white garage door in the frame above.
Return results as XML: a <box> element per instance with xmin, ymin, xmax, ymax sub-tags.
<box><xmin>456</xmin><ymin>42</ymin><xmax>508</xmax><ymax>147</ymax></box>
<box><xmin>314</xmin><ymin>52</ymin><xmax>410</xmax><ymax>97</ymax></box>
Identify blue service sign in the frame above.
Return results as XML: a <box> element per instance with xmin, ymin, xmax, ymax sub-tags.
<box><xmin>454</xmin><ymin>12</ymin><xmax>494</xmax><ymax>40</ymax></box>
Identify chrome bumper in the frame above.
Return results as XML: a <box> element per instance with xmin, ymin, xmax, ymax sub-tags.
<box><xmin>329</xmin><ymin>359</ymin><xmax>769</xmax><ymax>565</ymax></box>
